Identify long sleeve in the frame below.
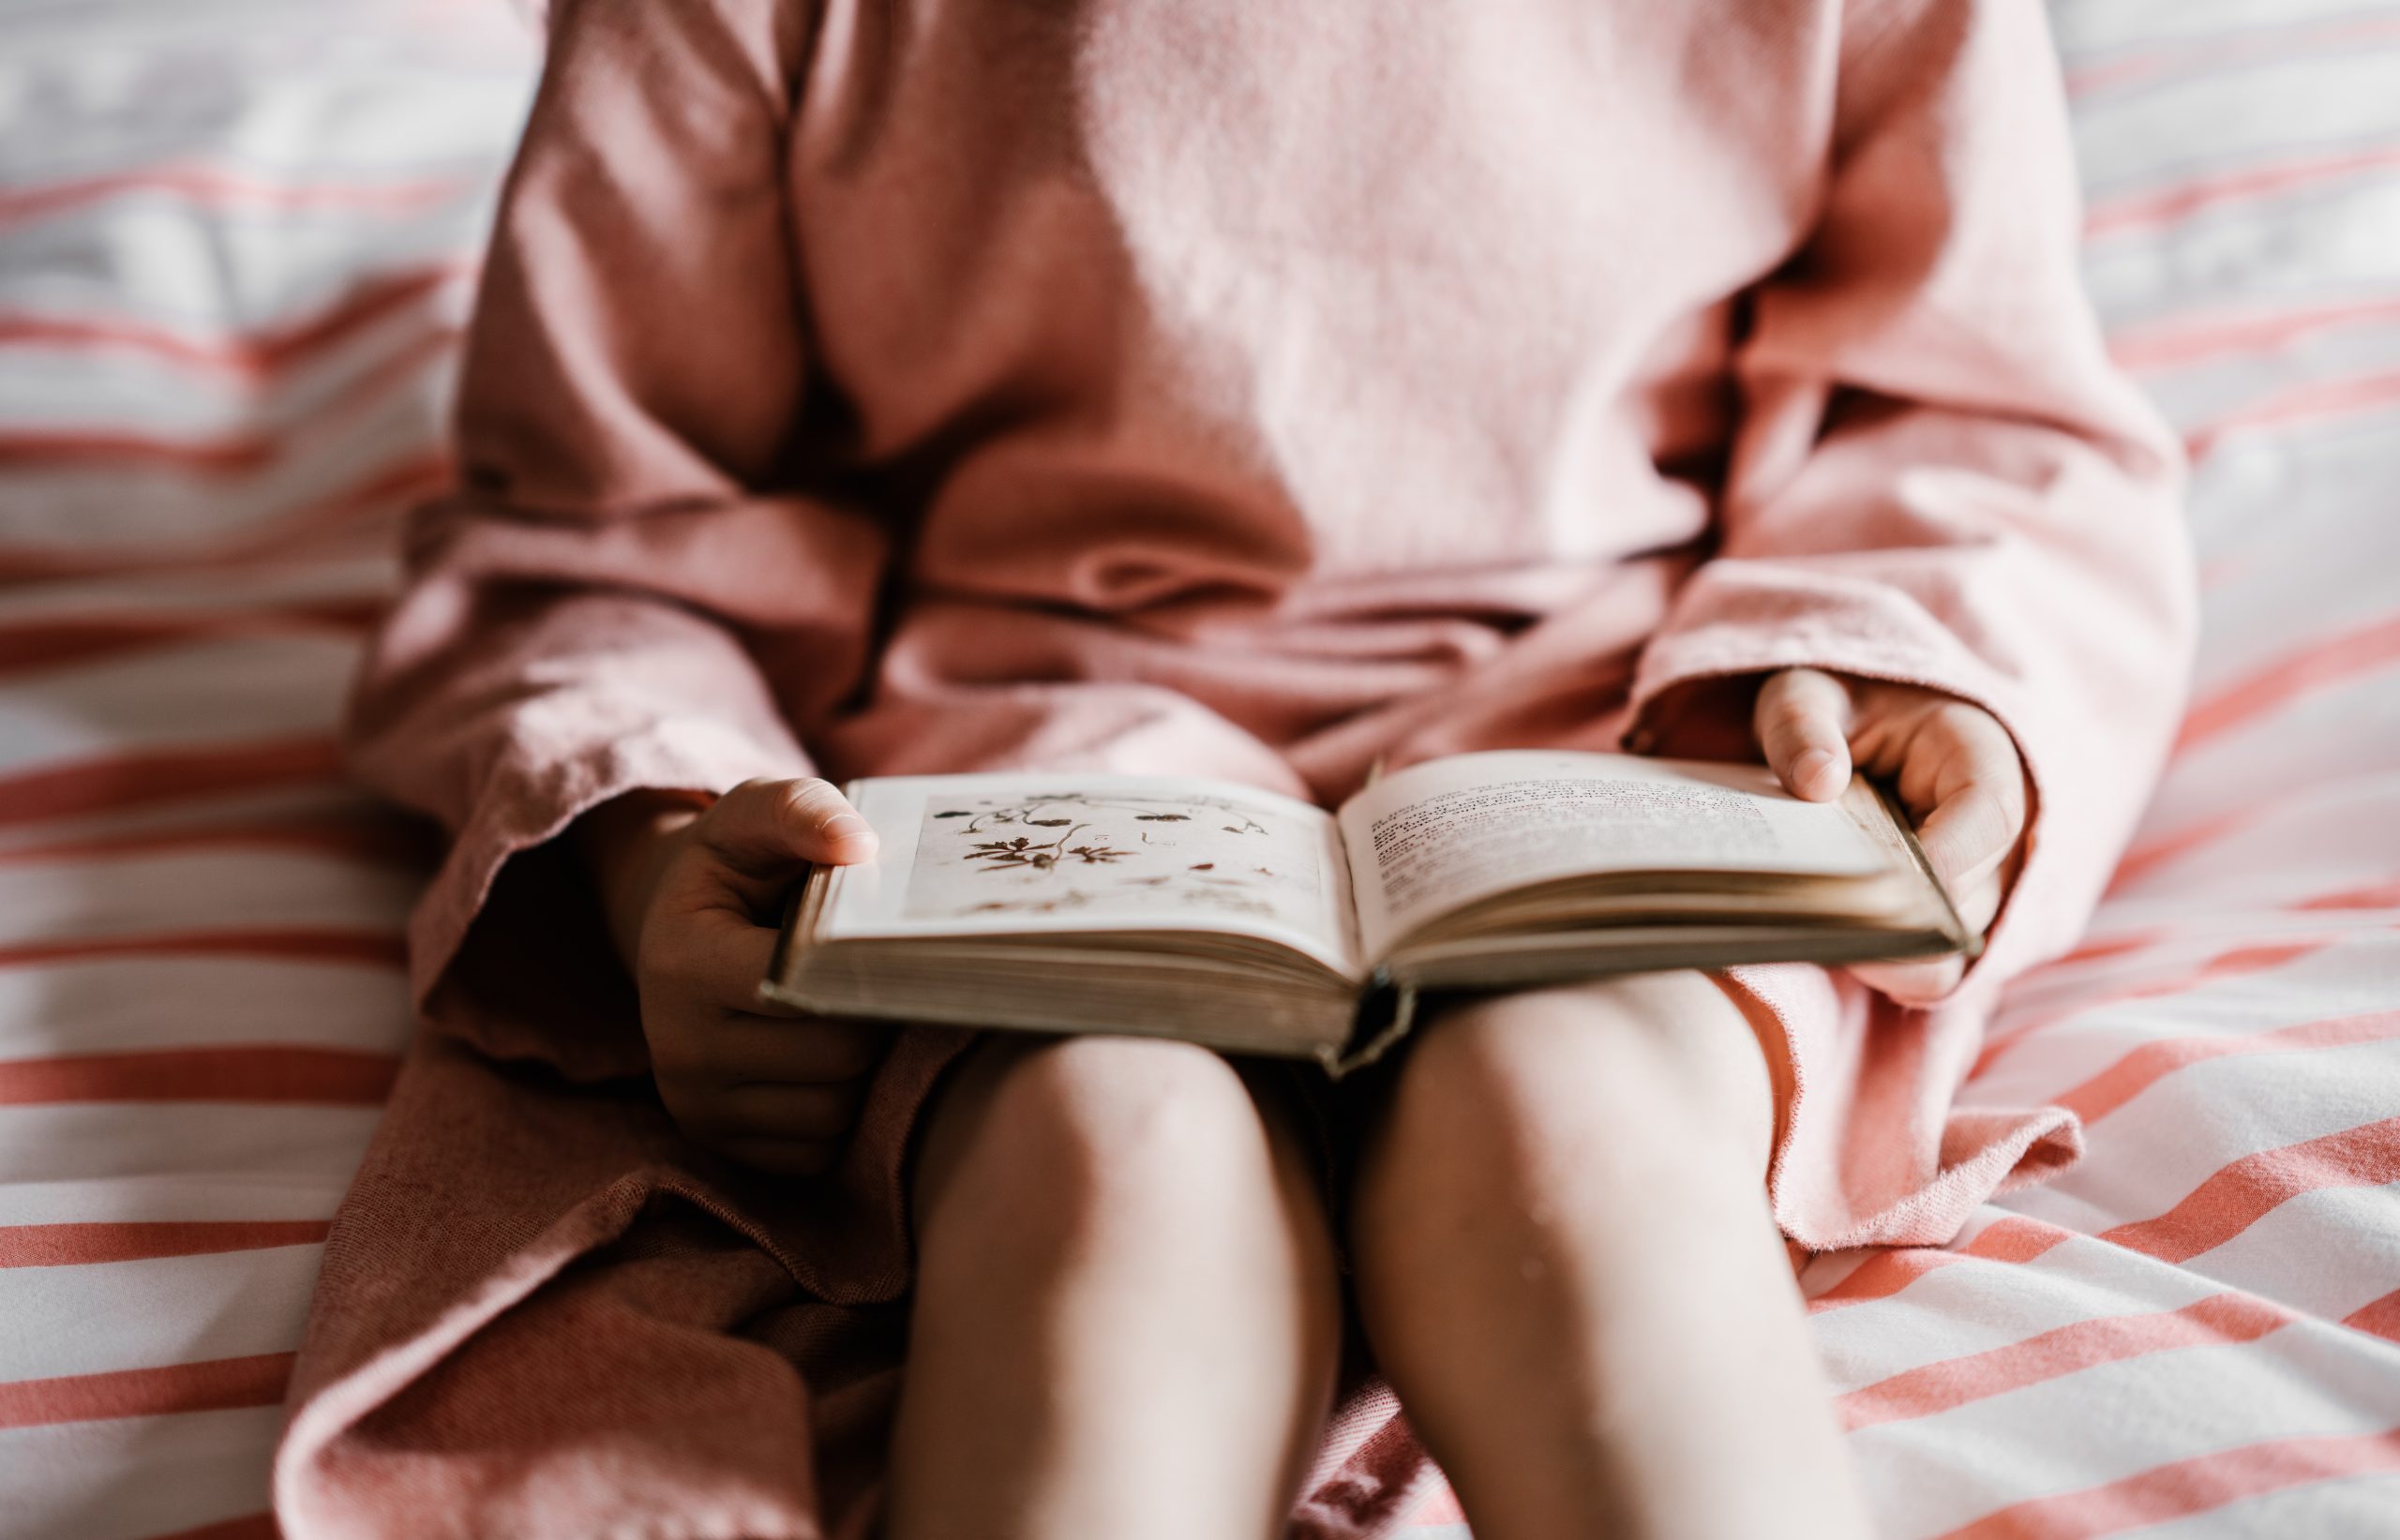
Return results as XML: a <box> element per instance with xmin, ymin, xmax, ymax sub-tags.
<box><xmin>345</xmin><ymin>0</ymin><xmax>880</xmax><ymax>1055</ymax></box>
<box><xmin>1627</xmin><ymin>0</ymin><xmax>2198</xmax><ymax>1003</ymax></box>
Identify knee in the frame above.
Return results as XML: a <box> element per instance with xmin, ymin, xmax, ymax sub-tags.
<box><xmin>918</xmin><ymin>1034</ymin><xmax>1271</xmax><ymax>1253</ymax></box>
<box><xmin>1365</xmin><ymin>973</ymin><xmax>1774</xmax><ymax>1210</ymax></box>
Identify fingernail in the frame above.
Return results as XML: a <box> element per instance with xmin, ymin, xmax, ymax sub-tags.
<box><xmin>1792</xmin><ymin>749</ymin><xmax>1838</xmax><ymax>791</ymax></box>
<box><xmin>822</xmin><ymin>813</ymin><xmax>874</xmax><ymax>844</ymax></box>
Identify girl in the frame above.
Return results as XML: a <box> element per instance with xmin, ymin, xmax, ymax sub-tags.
<box><xmin>277</xmin><ymin>1</ymin><xmax>2194</xmax><ymax>1536</ymax></box>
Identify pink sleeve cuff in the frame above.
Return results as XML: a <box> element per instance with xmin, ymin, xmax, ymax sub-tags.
<box><xmin>405</xmin><ymin>712</ymin><xmax>808</xmax><ymax>1015</ymax></box>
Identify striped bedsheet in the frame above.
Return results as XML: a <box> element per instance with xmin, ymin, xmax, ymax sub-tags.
<box><xmin>0</xmin><ymin>2</ymin><xmax>2392</xmax><ymax>1537</ymax></box>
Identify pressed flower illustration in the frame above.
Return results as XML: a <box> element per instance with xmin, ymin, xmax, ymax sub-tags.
<box><xmin>904</xmin><ymin>785</ymin><xmax>1321</xmax><ymax>929</ymax></box>
<box><xmin>961</xmin><ymin>824</ymin><xmax>1133</xmax><ymax>873</ymax></box>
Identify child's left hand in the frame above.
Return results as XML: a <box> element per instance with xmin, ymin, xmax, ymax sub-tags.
<box><xmin>1752</xmin><ymin>667</ymin><xmax>2032</xmax><ymax>1005</ymax></box>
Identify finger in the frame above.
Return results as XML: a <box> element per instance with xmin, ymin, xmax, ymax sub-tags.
<box><xmin>1889</xmin><ymin>701</ymin><xmax>2026</xmax><ymax>814</ymax></box>
<box><xmin>698</xmin><ymin>778</ymin><xmax>878</xmax><ymax>877</ymax></box>
<box><xmin>705</xmin><ymin>1013</ymin><xmax>891</xmax><ymax>1084</ymax></box>
<box><xmin>647</xmin><ymin>912</ymin><xmax>890</xmax><ymax>1066</ymax></box>
<box><xmin>1912</xmin><ymin>777</ymin><xmax>2022</xmax><ymax>892</ymax></box>
<box><xmin>1849</xmin><ymin>864</ymin><xmax>2003</xmax><ymax>1004</ymax></box>
<box><xmin>1753</xmin><ymin>668</ymin><xmax>1854</xmax><ymax>801</ymax></box>
<box><xmin>651</xmin><ymin>904</ymin><xmax>785</xmax><ymax>1009</ymax></box>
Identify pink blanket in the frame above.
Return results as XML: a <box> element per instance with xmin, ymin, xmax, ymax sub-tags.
<box><xmin>276</xmin><ymin>0</ymin><xmax>2194</xmax><ymax>1533</ymax></box>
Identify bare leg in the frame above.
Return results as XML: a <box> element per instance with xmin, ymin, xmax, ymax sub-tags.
<box><xmin>1349</xmin><ymin>972</ymin><xmax>1871</xmax><ymax>1540</ymax></box>
<box><xmin>884</xmin><ymin>1036</ymin><xmax>1341</xmax><ymax>1540</ymax></box>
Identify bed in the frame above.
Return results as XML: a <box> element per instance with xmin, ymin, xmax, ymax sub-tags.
<box><xmin>2</xmin><ymin>1</ymin><xmax>2394</xmax><ymax>1535</ymax></box>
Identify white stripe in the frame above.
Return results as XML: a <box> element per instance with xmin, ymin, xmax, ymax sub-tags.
<box><xmin>0</xmin><ymin>1174</ymin><xmax>357</xmax><ymax>1229</ymax></box>
<box><xmin>0</xmin><ymin>12</ymin><xmax>534</xmax><ymax>186</ymax></box>
<box><xmin>0</xmin><ymin>1243</ymin><xmax>321</xmax><ymax>1382</ymax></box>
<box><xmin>2001</xmin><ymin>1038</ymin><xmax>2400</xmax><ymax>1237</ymax></box>
<box><xmin>2140</xmin><ymin>718</ymin><xmax>2400</xmax><ymax>865</ymax></box>
<box><xmin>0</xmin><ymin>292</ymin><xmax>472</xmax><ymax>441</ymax></box>
<box><xmin>2123</xmin><ymin>1467</ymin><xmax>2400</xmax><ymax>1538</ymax></box>
<box><xmin>0</xmin><ymin>1103</ymin><xmax>381</xmax><ymax>1209</ymax></box>
<box><xmin>2105</xmin><ymin>789</ymin><xmax>2400</xmax><ymax>906</ymax></box>
<box><xmin>2082</xmin><ymin>177</ymin><xmax>2400</xmax><ymax>323</ymax></box>
<box><xmin>2182</xmin><ymin>1181</ymin><xmax>2400</xmax><ymax>1323</ymax></box>
<box><xmin>0</xmin><ymin>957</ymin><xmax>409</xmax><ymax>1060</ymax></box>
<box><xmin>2052</xmin><ymin>0</ymin><xmax>2397</xmax><ymax>60</ymax></box>
<box><xmin>0</xmin><ymin>847</ymin><xmax>417</xmax><ymax>946</ymax></box>
<box><xmin>1858</xmin><ymin>1318</ymin><xmax>2400</xmax><ymax>1539</ymax></box>
<box><xmin>0</xmin><ymin>199</ymin><xmax>492</xmax><ymax>339</ymax></box>
<box><xmin>2072</xmin><ymin>55</ymin><xmax>2400</xmax><ymax>191</ymax></box>
<box><xmin>2135</xmin><ymin>310</ymin><xmax>2400</xmax><ymax>421</ymax></box>
<box><xmin>1986</xmin><ymin>929</ymin><xmax>2392</xmax><ymax>1052</ymax></box>
<box><xmin>1972</xmin><ymin>942</ymin><xmax>2400</xmax><ymax>1110</ymax></box>
<box><xmin>1817</xmin><ymin>1189</ymin><xmax>2400</xmax><ymax>1396</ymax></box>
<box><xmin>1817</xmin><ymin>1231</ymin><xmax>2256</xmax><ymax>1396</ymax></box>
<box><xmin>0</xmin><ymin>634</ymin><xmax>355</xmax><ymax>769</ymax></box>
<box><xmin>0</xmin><ymin>367</ymin><xmax>456</xmax><ymax>552</ymax></box>
<box><xmin>0</xmin><ymin>1404</ymin><xmax>282</xmax><ymax>1540</ymax></box>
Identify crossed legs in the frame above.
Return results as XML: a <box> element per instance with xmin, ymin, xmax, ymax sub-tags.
<box><xmin>883</xmin><ymin>974</ymin><xmax>1871</xmax><ymax>1540</ymax></box>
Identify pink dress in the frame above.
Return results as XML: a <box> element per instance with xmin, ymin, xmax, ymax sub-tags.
<box><xmin>276</xmin><ymin>0</ymin><xmax>2196</xmax><ymax>1533</ymax></box>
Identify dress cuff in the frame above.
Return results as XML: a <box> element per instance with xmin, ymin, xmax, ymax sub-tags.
<box><xmin>405</xmin><ymin>713</ymin><xmax>810</xmax><ymax>1018</ymax></box>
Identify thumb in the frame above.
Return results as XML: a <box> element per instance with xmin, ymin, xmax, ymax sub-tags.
<box><xmin>1754</xmin><ymin>668</ymin><xmax>1854</xmax><ymax>801</ymax></box>
<box><xmin>694</xmin><ymin>778</ymin><xmax>878</xmax><ymax>889</ymax></box>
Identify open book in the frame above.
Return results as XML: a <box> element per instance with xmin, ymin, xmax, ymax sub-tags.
<box><xmin>762</xmin><ymin>750</ymin><xmax>1976</xmax><ymax>1076</ymax></box>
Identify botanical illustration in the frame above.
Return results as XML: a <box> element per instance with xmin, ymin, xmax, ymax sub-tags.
<box><xmin>901</xmin><ymin>787</ymin><xmax>1323</xmax><ymax>929</ymax></box>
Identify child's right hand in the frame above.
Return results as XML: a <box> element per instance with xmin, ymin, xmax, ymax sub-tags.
<box><xmin>577</xmin><ymin>779</ymin><xmax>887</xmax><ymax>1174</ymax></box>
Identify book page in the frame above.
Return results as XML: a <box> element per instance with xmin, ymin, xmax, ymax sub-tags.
<box><xmin>814</xmin><ymin>773</ymin><xmax>1363</xmax><ymax>978</ymax></box>
<box><xmin>1337</xmin><ymin>750</ymin><xmax>1899</xmax><ymax>962</ymax></box>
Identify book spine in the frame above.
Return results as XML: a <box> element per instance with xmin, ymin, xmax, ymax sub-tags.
<box><xmin>1326</xmin><ymin>975</ymin><xmax>1419</xmax><ymax>1079</ymax></box>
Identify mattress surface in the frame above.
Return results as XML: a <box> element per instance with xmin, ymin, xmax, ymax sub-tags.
<box><xmin>0</xmin><ymin>2</ymin><xmax>2395</xmax><ymax>1536</ymax></box>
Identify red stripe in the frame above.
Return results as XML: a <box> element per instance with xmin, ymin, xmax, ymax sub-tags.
<box><xmin>2343</xmin><ymin>1290</ymin><xmax>2400</xmax><ymax>1344</ymax></box>
<box><xmin>0</xmin><ymin>1352</ymin><xmax>293</xmax><ymax>1429</ymax></box>
<box><xmin>0</xmin><ymin>1219</ymin><xmax>331</xmax><ymax>1268</ymax></box>
<box><xmin>2087</xmin><ymin>146</ymin><xmax>2400</xmax><ymax>238</ymax></box>
<box><xmin>0</xmin><ymin>262</ymin><xmax>468</xmax><ymax>381</ymax></box>
<box><xmin>0</xmin><ymin>429</ymin><xmax>273</xmax><ymax>475</ymax></box>
<box><xmin>2186</xmin><ymin>367</ymin><xmax>2400</xmax><ymax>463</ymax></box>
<box><xmin>145</xmin><ymin>1516</ymin><xmax>281</xmax><ymax>1540</ymax></box>
<box><xmin>2109</xmin><ymin>296</ymin><xmax>2400</xmax><ymax>375</ymax></box>
<box><xmin>2029</xmin><ymin>929</ymin><xmax>2168</xmax><ymax>973</ymax></box>
<box><xmin>0</xmin><ymin>327</ymin><xmax>453</xmax><ymax>477</ymax></box>
<box><xmin>2051</xmin><ymin>1009</ymin><xmax>2400</xmax><ymax>1127</ymax></box>
<box><xmin>0</xmin><ymin>601</ymin><xmax>382</xmax><ymax>676</ymax></box>
<box><xmin>2099</xmin><ymin>1116</ymin><xmax>2400</xmax><ymax>1264</ymax></box>
<box><xmin>2112</xmin><ymin>807</ymin><xmax>2398</xmax><ymax>899</ymax></box>
<box><xmin>2297</xmin><ymin>879</ymin><xmax>2400</xmax><ymax>912</ymax></box>
<box><xmin>0</xmin><ymin>738</ymin><xmax>345</xmax><ymax>826</ymax></box>
<box><xmin>1838</xmin><ymin>1291</ymin><xmax>2293</xmax><ymax>1432</ymax></box>
<box><xmin>2065</xmin><ymin>15</ymin><xmax>2400</xmax><ymax>101</ymax></box>
<box><xmin>0</xmin><ymin>453</ymin><xmax>448</xmax><ymax>584</ymax></box>
<box><xmin>1814</xmin><ymin>1117</ymin><xmax>2400</xmax><ymax>1314</ymax></box>
<box><xmin>1934</xmin><ymin>1428</ymin><xmax>2400</xmax><ymax>1540</ymax></box>
<box><xmin>0</xmin><ymin>1045</ymin><xmax>398</xmax><ymax>1106</ymax></box>
<box><xmin>1975</xmin><ymin>937</ymin><xmax>2339</xmax><ymax>1080</ymax></box>
<box><xmin>1810</xmin><ymin>1215</ymin><xmax>2072</xmax><ymax>1314</ymax></box>
<box><xmin>0</xmin><ymin>164</ymin><xmax>463</xmax><ymax>231</ymax></box>
<box><xmin>2176</xmin><ymin>613</ymin><xmax>2400</xmax><ymax>752</ymax></box>
<box><xmin>0</xmin><ymin>930</ymin><xmax>404</xmax><ymax>970</ymax></box>
<box><xmin>2107</xmin><ymin>807</ymin><xmax>2260</xmax><ymax>893</ymax></box>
